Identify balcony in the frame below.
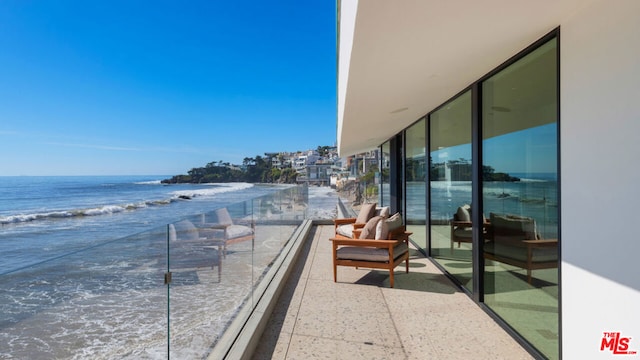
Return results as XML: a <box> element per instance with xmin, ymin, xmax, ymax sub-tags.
<box><xmin>251</xmin><ymin>224</ymin><xmax>533</xmax><ymax>359</ymax></box>
<box><xmin>1</xmin><ymin>186</ymin><xmax>533</xmax><ymax>359</ymax></box>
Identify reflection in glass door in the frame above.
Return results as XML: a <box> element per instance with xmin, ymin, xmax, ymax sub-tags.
<box><xmin>405</xmin><ymin>119</ymin><xmax>426</xmax><ymax>250</ymax></box>
<box><xmin>482</xmin><ymin>37</ymin><xmax>559</xmax><ymax>359</ymax></box>
<box><xmin>380</xmin><ymin>141</ymin><xmax>391</xmax><ymax>206</ymax></box>
<box><xmin>429</xmin><ymin>91</ymin><xmax>473</xmax><ymax>290</ymax></box>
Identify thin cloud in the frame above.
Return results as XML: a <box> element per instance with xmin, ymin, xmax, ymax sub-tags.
<box><xmin>43</xmin><ymin>142</ymin><xmax>142</xmax><ymax>151</ymax></box>
<box><xmin>43</xmin><ymin>141</ymin><xmax>203</xmax><ymax>154</ymax></box>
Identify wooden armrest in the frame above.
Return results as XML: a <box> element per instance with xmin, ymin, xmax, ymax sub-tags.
<box><xmin>334</xmin><ymin>218</ymin><xmax>357</xmax><ymax>225</ymax></box>
<box><xmin>523</xmin><ymin>239</ymin><xmax>558</xmax><ymax>248</ymax></box>
<box><xmin>398</xmin><ymin>231</ymin><xmax>412</xmax><ymax>241</ymax></box>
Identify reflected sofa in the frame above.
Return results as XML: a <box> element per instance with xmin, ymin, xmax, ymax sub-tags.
<box><xmin>484</xmin><ymin>213</ymin><xmax>558</xmax><ymax>284</ymax></box>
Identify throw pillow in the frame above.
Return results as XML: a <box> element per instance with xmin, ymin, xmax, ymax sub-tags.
<box><xmin>375</xmin><ymin>218</ymin><xmax>389</xmax><ymax>240</ymax></box>
<box><xmin>355</xmin><ymin>202</ymin><xmax>377</xmax><ymax>224</ymax></box>
<box><xmin>375</xmin><ymin>206</ymin><xmax>390</xmax><ymax>219</ymax></box>
<box><xmin>215</xmin><ymin>208</ymin><xmax>234</xmax><ymax>226</ymax></box>
<box><xmin>385</xmin><ymin>212</ymin><xmax>403</xmax><ymax>232</ymax></box>
<box><xmin>359</xmin><ymin>215</ymin><xmax>383</xmax><ymax>239</ymax></box>
<box><xmin>456</xmin><ymin>205</ymin><xmax>471</xmax><ymax>222</ymax></box>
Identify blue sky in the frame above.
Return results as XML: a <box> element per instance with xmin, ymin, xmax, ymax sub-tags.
<box><xmin>432</xmin><ymin>124</ymin><xmax>558</xmax><ymax>175</ymax></box>
<box><xmin>0</xmin><ymin>1</ymin><xmax>336</xmax><ymax>176</ymax></box>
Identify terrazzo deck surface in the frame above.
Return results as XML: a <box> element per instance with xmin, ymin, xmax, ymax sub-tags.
<box><xmin>252</xmin><ymin>225</ymin><xmax>534</xmax><ymax>360</ymax></box>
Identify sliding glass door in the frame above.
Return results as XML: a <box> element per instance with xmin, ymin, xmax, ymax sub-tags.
<box><xmin>481</xmin><ymin>37</ymin><xmax>559</xmax><ymax>359</ymax></box>
<box><xmin>429</xmin><ymin>91</ymin><xmax>473</xmax><ymax>291</ymax></box>
<box><xmin>405</xmin><ymin>119</ymin><xmax>427</xmax><ymax>250</ymax></box>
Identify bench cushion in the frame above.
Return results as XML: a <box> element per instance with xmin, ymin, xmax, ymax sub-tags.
<box><xmin>172</xmin><ymin>220</ymin><xmax>200</xmax><ymax>241</ymax></box>
<box><xmin>337</xmin><ymin>243</ymin><xmax>408</xmax><ymax>262</ymax></box>
<box><xmin>226</xmin><ymin>224</ymin><xmax>253</xmax><ymax>239</ymax></box>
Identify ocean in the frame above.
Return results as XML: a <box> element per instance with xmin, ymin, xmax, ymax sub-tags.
<box><xmin>0</xmin><ymin>176</ymin><xmax>338</xmax><ymax>359</ymax></box>
<box><xmin>405</xmin><ymin>174</ymin><xmax>559</xmax><ymax>239</ymax></box>
<box><xmin>1</xmin><ymin>176</ymin><xmax>277</xmax><ymax>275</ymax></box>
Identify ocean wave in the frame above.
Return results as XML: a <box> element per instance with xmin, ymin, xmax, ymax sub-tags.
<box><xmin>170</xmin><ymin>182</ymin><xmax>254</xmax><ymax>199</ymax></box>
<box><xmin>518</xmin><ymin>178</ymin><xmax>549</xmax><ymax>182</ymax></box>
<box><xmin>1</xmin><ymin>205</ymin><xmax>138</xmax><ymax>225</ymax></box>
<box><xmin>133</xmin><ymin>180</ymin><xmax>163</xmax><ymax>185</ymax></box>
<box><xmin>0</xmin><ymin>183</ymin><xmax>255</xmax><ymax>225</ymax></box>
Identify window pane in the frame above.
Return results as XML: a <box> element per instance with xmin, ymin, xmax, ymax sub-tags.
<box><xmin>405</xmin><ymin>119</ymin><xmax>426</xmax><ymax>250</ymax></box>
<box><xmin>482</xmin><ymin>38</ymin><xmax>558</xmax><ymax>359</ymax></box>
<box><xmin>430</xmin><ymin>91</ymin><xmax>473</xmax><ymax>291</ymax></box>
<box><xmin>380</xmin><ymin>141</ymin><xmax>391</xmax><ymax>206</ymax></box>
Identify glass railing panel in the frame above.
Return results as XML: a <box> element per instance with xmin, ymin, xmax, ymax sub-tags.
<box><xmin>1</xmin><ymin>184</ymin><xmax>310</xmax><ymax>359</ymax></box>
<box><xmin>167</xmin><ymin>199</ymin><xmax>255</xmax><ymax>359</ymax></box>
<box><xmin>167</xmin><ymin>184</ymin><xmax>309</xmax><ymax>358</ymax></box>
<box><xmin>0</xmin><ymin>226</ymin><xmax>169</xmax><ymax>359</ymax></box>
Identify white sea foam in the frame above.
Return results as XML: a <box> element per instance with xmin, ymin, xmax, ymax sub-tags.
<box><xmin>134</xmin><ymin>180</ymin><xmax>163</xmax><ymax>185</ymax></box>
<box><xmin>0</xmin><ymin>183</ymin><xmax>256</xmax><ymax>225</ymax></box>
<box><xmin>171</xmin><ymin>182</ymin><xmax>254</xmax><ymax>199</ymax></box>
<box><xmin>306</xmin><ymin>186</ymin><xmax>338</xmax><ymax>219</ymax></box>
<box><xmin>518</xmin><ymin>178</ymin><xmax>548</xmax><ymax>182</ymax></box>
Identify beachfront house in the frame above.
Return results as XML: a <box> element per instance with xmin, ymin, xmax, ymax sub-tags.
<box><xmin>337</xmin><ymin>1</ymin><xmax>640</xmax><ymax>359</ymax></box>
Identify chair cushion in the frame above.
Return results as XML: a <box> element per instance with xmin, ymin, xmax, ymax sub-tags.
<box><xmin>226</xmin><ymin>224</ymin><xmax>253</xmax><ymax>239</ymax></box>
<box><xmin>173</xmin><ymin>220</ymin><xmax>200</xmax><ymax>241</ymax></box>
<box><xmin>336</xmin><ymin>224</ymin><xmax>354</xmax><ymax>238</ymax></box>
<box><xmin>337</xmin><ymin>243</ymin><xmax>409</xmax><ymax>262</ymax></box>
<box><xmin>385</xmin><ymin>212</ymin><xmax>403</xmax><ymax>232</ymax></box>
<box><xmin>359</xmin><ymin>216</ymin><xmax>383</xmax><ymax>239</ymax></box>
<box><xmin>356</xmin><ymin>202</ymin><xmax>377</xmax><ymax>224</ymax></box>
<box><xmin>214</xmin><ymin>207</ymin><xmax>234</xmax><ymax>226</ymax></box>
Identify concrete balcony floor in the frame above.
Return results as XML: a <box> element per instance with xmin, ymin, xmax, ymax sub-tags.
<box><xmin>252</xmin><ymin>225</ymin><xmax>534</xmax><ymax>359</ymax></box>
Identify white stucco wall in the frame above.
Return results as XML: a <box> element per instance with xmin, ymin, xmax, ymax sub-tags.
<box><xmin>337</xmin><ymin>0</ymin><xmax>358</xmax><ymax>153</ymax></box>
<box><xmin>561</xmin><ymin>0</ymin><xmax>640</xmax><ymax>357</ymax></box>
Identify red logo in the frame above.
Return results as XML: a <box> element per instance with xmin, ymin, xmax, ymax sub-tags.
<box><xmin>601</xmin><ymin>332</ymin><xmax>637</xmax><ymax>355</ymax></box>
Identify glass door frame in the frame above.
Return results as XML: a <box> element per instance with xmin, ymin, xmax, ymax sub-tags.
<box><xmin>394</xmin><ymin>27</ymin><xmax>561</xmax><ymax>359</ymax></box>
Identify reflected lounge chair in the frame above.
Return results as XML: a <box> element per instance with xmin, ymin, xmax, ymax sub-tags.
<box><xmin>169</xmin><ymin>219</ymin><xmax>222</xmax><ymax>282</ymax></box>
<box><xmin>450</xmin><ymin>204</ymin><xmax>490</xmax><ymax>251</ymax></box>
<box><xmin>207</xmin><ymin>207</ymin><xmax>255</xmax><ymax>258</ymax></box>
